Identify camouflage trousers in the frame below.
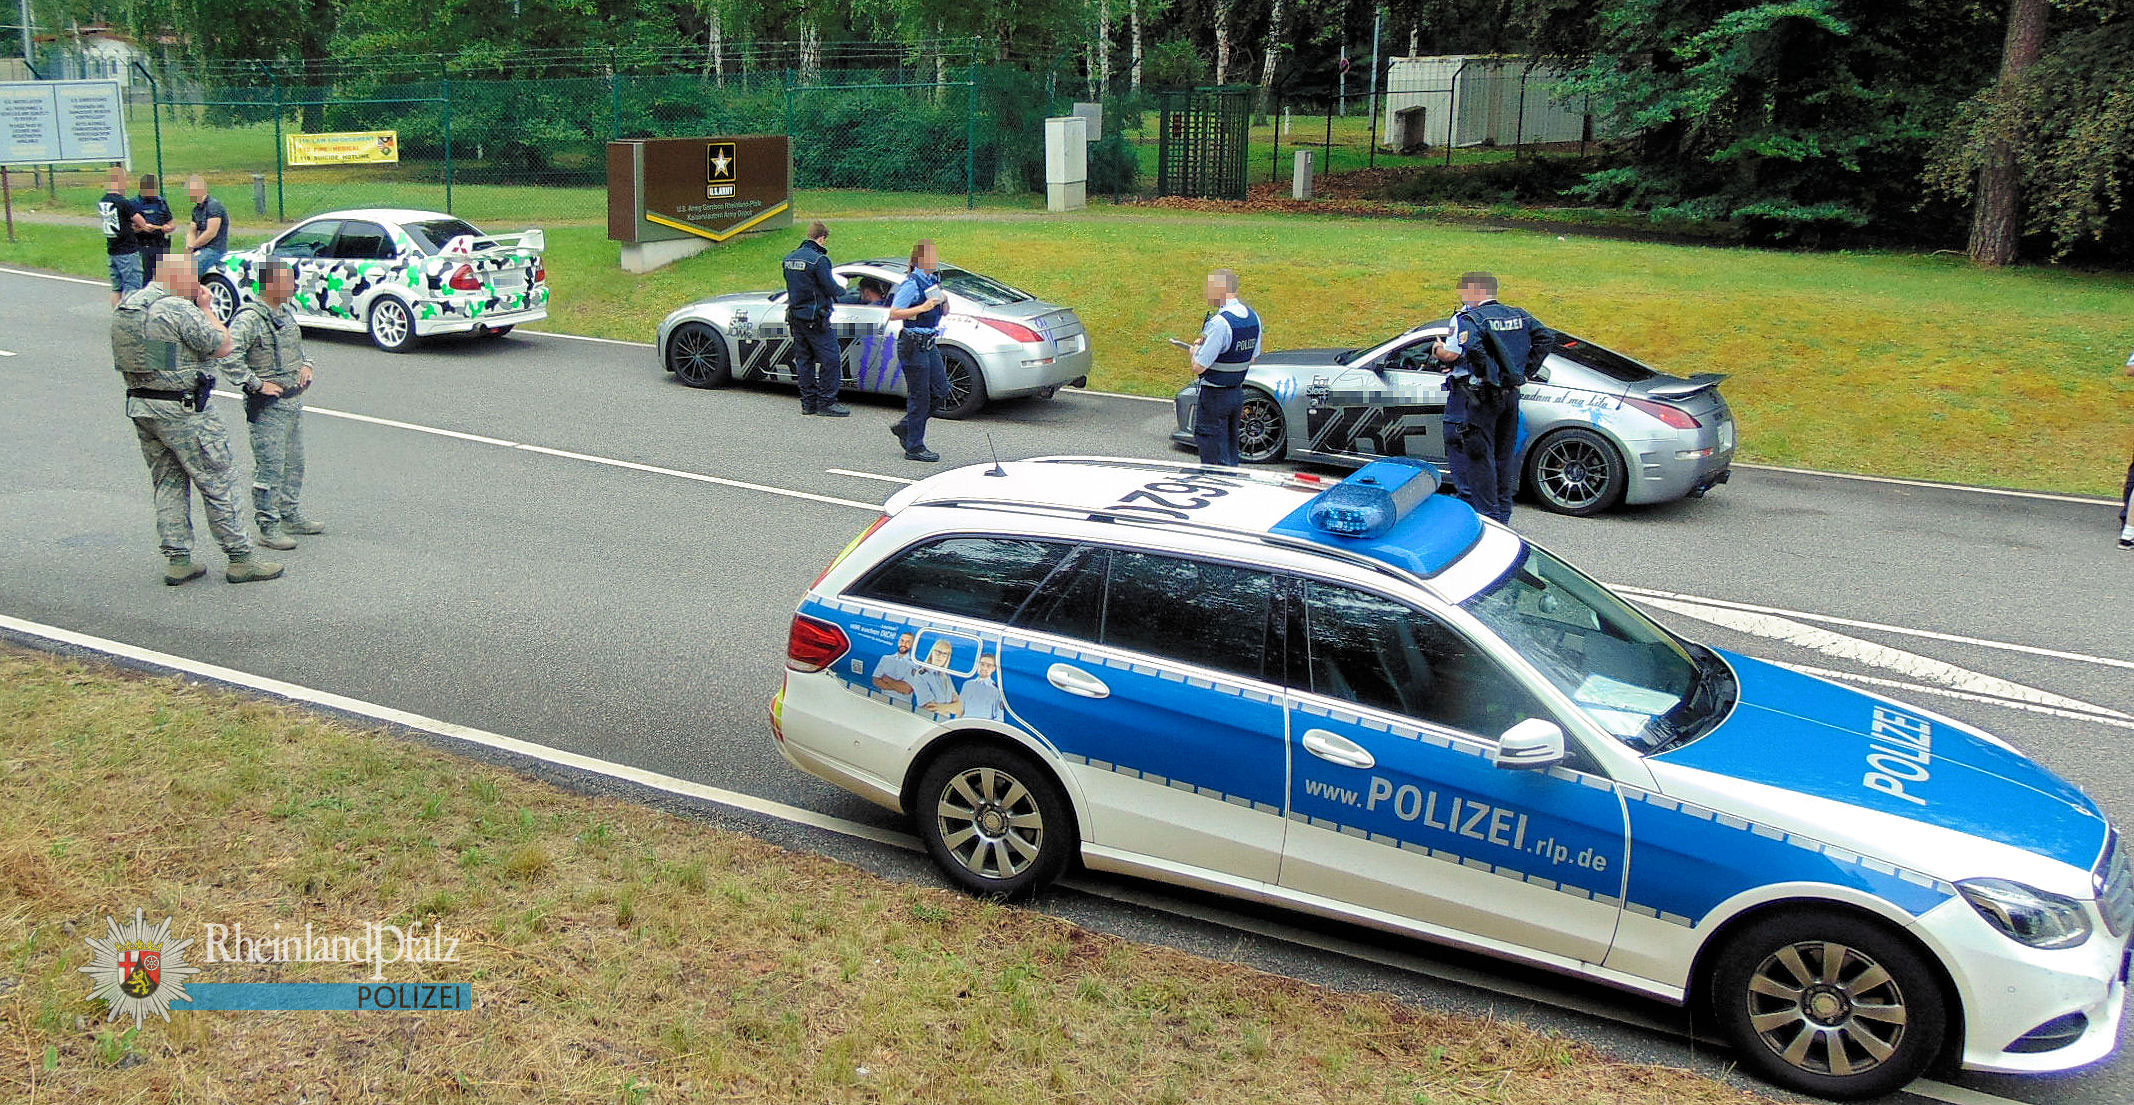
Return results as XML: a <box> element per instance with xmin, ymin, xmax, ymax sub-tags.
<box><xmin>131</xmin><ymin>405</ymin><xmax>252</xmax><ymax>560</ymax></box>
<box><xmin>248</xmin><ymin>397</ymin><xmax>306</xmax><ymax>528</ymax></box>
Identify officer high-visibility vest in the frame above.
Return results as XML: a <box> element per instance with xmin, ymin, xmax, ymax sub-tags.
<box><xmin>1202</xmin><ymin>302</ymin><xmax>1260</xmax><ymax>388</ymax></box>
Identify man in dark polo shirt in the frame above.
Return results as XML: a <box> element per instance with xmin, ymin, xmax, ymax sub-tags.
<box><xmin>186</xmin><ymin>174</ymin><xmax>231</xmax><ymax>280</ymax></box>
<box><xmin>134</xmin><ymin>175</ymin><xmax>178</xmax><ymax>283</ymax></box>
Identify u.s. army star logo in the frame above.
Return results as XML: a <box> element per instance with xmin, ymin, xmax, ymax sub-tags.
<box><xmin>78</xmin><ymin>909</ymin><xmax>201</xmax><ymax>1025</ymax></box>
<box><xmin>707</xmin><ymin>142</ymin><xmax>738</xmax><ymax>185</ymax></box>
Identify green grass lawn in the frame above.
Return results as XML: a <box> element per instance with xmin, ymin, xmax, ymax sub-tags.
<box><xmin>9</xmin><ymin>201</ymin><xmax>2130</xmax><ymax>497</ymax></box>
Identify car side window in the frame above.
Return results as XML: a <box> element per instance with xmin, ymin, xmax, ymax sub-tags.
<box><xmin>1013</xmin><ymin>545</ymin><xmax>1108</xmax><ymax>642</ymax></box>
<box><xmin>1303</xmin><ymin>580</ymin><xmax>1553</xmax><ymax>741</ymax></box>
<box><xmin>851</xmin><ymin>537</ymin><xmax>1073</xmax><ymax>625</ymax></box>
<box><xmin>1101</xmin><ymin>551</ymin><xmax>1274</xmax><ymax>682</ymax></box>
<box><xmin>272</xmin><ymin>221</ymin><xmax>340</xmax><ymax>259</ymax></box>
<box><xmin>331</xmin><ymin>221</ymin><xmax>396</xmax><ymax>261</ymax></box>
<box><xmin>1385</xmin><ymin>338</ymin><xmax>1443</xmax><ymax>373</ymax></box>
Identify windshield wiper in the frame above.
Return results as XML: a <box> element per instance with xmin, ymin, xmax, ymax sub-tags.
<box><xmin>1648</xmin><ymin>650</ymin><xmax>1731</xmax><ymax>753</ymax></box>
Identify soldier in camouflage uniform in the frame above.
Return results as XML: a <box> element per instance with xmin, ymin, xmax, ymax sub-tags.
<box><xmin>219</xmin><ymin>260</ymin><xmax>322</xmax><ymax>550</ymax></box>
<box><xmin>114</xmin><ymin>251</ymin><xmax>284</xmax><ymax>585</ymax></box>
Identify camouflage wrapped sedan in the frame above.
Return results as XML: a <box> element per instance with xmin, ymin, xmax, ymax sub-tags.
<box><xmin>1172</xmin><ymin>321</ymin><xmax>1736</xmax><ymax>516</ymax></box>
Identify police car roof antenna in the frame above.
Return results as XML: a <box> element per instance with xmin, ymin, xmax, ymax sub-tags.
<box><xmin>985</xmin><ymin>435</ymin><xmax>1007</xmax><ymax>478</ymax></box>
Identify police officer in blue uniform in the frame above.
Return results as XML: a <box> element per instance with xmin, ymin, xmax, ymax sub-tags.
<box><xmin>781</xmin><ymin>221</ymin><xmax>850</xmax><ymax>417</ymax></box>
<box><xmin>1187</xmin><ymin>269</ymin><xmax>1260</xmax><ymax>467</ymax></box>
<box><xmin>1432</xmin><ymin>271</ymin><xmax>1554</xmax><ymax>524</ymax></box>
<box><xmin>887</xmin><ymin>238</ymin><xmax>952</xmax><ymax>463</ymax></box>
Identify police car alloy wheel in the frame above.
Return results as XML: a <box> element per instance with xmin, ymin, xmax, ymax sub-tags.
<box><xmin>1712</xmin><ymin>912</ymin><xmax>1948</xmax><ymax>1099</ymax></box>
<box><xmin>1526</xmin><ymin>427</ymin><xmax>1627</xmax><ymax>515</ymax></box>
<box><xmin>915</xmin><ymin>745</ymin><xmax>1075</xmax><ymax>899</ymax></box>
<box><xmin>1237</xmin><ymin>389</ymin><xmax>1287</xmax><ymax>463</ymax></box>
<box><xmin>936</xmin><ymin>351</ymin><xmax>988</xmax><ymax>420</ymax></box>
<box><xmin>367</xmin><ymin>298</ymin><xmax>416</xmax><ymax>354</ymax></box>
<box><xmin>204</xmin><ymin>275</ymin><xmax>238</xmax><ymax>324</ymax></box>
<box><xmin>666</xmin><ymin>322</ymin><xmax>733</xmax><ymax>388</ymax></box>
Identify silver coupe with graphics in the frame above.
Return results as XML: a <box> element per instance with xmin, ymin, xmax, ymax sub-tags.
<box><xmin>207</xmin><ymin>208</ymin><xmax>549</xmax><ymax>353</ymax></box>
<box><xmin>1171</xmin><ymin>322</ymin><xmax>1736</xmax><ymax>515</ymax></box>
<box><xmin>657</xmin><ymin>259</ymin><xmax>1092</xmax><ymax>418</ymax></box>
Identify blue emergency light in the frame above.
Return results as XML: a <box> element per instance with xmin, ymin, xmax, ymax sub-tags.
<box><xmin>1270</xmin><ymin>458</ymin><xmax>1485</xmax><ymax>578</ymax></box>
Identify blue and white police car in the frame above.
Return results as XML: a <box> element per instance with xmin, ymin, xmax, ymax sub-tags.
<box><xmin>770</xmin><ymin>456</ymin><xmax>2129</xmax><ymax>1099</ymax></box>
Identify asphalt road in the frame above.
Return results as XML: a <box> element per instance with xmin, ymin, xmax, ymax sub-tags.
<box><xmin>4</xmin><ymin>266</ymin><xmax>2131</xmax><ymax>1104</ymax></box>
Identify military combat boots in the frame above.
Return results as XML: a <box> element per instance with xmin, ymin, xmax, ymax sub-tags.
<box><xmin>164</xmin><ymin>557</ymin><xmax>207</xmax><ymax>586</ymax></box>
<box><xmin>225</xmin><ymin>554</ymin><xmax>285</xmax><ymax>583</ymax></box>
<box><xmin>255</xmin><ymin>525</ymin><xmax>297</xmax><ymax>550</ymax></box>
<box><xmin>282</xmin><ymin>517</ymin><xmax>326</xmax><ymax>536</ymax></box>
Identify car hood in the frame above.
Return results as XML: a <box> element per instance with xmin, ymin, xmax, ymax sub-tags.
<box><xmin>1655</xmin><ymin>652</ymin><xmax>2108</xmax><ymax>870</ymax></box>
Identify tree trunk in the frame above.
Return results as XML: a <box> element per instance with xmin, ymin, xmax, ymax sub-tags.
<box><xmin>1097</xmin><ymin>0</ymin><xmax>1112</xmax><ymax>97</ymax></box>
<box><xmin>707</xmin><ymin>5</ymin><xmax>722</xmax><ymax>83</ymax></box>
<box><xmin>1258</xmin><ymin>0</ymin><xmax>1284</xmax><ymax>111</ymax></box>
<box><xmin>1214</xmin><ymin>0</ymin><xmax>1233</xmax><ymax>85</ymax></box>
<box><xmin>1130</xmin><ymin>0</ymin><xmax>1143</xmax><ymax>91</ymax></box>
<box><xmin>1967</xmin><ymin>0</ymin><xmax>2047</xmax><ymax>267</ymax></box>
<box><xmin>1408</xmin><ymin>22</ymin><xmax>1417</xmax><ymax>57</ymax></box>
<box><xmin>799</xmin><ymin>21</ymin><xmax>821</xmax><ymax>87</ymax></box>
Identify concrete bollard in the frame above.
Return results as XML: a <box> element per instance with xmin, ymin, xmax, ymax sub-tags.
<box><xmin>1293</xmin><ymin>150</ymin><xmax>1314</xmax><ymax>201</ymax></box>
<box><xmin>251</xmin><ymin>173</ymin><xmax>267</xmax><ymax>216</ymax></box>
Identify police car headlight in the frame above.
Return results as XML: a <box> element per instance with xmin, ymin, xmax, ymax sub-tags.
<box><xmin>1958</xmin><ymin>879</ymin><xmax>2093</xmax><ymax>949</ymax></box>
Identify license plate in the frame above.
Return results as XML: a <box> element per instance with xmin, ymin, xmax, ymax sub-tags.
<box><xmin>1718</xmin><ymin>421</ymin><xmax>1735</xmax><ymax>450</ymax></box>
<box><xmin>1062</xmin><ymin>334</ymin><xmax>1086</xmax><ymax>355</ymax></box>
<box><xmin>493</xmin><ymin>270</ymin><xmax>528</xmax><ymax>291</ymax></box>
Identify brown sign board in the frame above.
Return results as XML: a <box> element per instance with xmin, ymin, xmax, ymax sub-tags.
<box><xmin>607</xmin><ymin>135</ymin><xmax>793</xmax><ymax>244</ymax></box>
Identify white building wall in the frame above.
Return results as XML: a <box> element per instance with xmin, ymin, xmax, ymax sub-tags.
<box><xmin>1381</xmin><ymin>55</ymin><xmax>1591</xmax><ymax>149</ymax></box>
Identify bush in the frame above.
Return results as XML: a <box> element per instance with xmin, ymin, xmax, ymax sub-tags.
<box><xmin>1372</xmin><ymin>156</ymin><xmax>1612</xmax><ymax>206</ymax></box>
<box><xmin>1089</xmin><ymin>131</ymin><xmax>1140</xmax><ymax>194</ymax></box>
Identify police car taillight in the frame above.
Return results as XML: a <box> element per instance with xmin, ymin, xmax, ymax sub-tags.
<box><xmin>786</xmin><ymin>614</ymin><xmax>850</xmax><ymax>673</ymax></box>
<box><xmin>1306</xmin><ymin>459</ymin><xmax>1439</xmax><ymax>538</ymax></box>
<box><xmin>447</xmin><ymin>264</ymin><xmax>483</xmax><ymax>291</ymax></box>
<box><xmin>1623</xmin><ymin>396</ymin><xmax>1700</xmax><ymax>429</ymax></box>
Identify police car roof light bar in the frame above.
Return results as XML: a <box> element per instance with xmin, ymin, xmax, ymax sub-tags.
<box><xmin>1304</xmin><ymin>458</ymin><xmax>1439</xmax><ymax>539</ymax></box>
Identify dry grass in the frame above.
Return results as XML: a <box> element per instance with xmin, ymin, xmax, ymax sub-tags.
<box><xmin>0</xmin><ymin>646</ymin><xmax>1778</xmax><ymax>1104</ymax></box>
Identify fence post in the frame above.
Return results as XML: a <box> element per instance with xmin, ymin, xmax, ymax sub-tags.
<box><xmin>260</xmin><ymin>61</ymin><xmax>284</xmax><ymax>222</ymax></box>
<box><xmin>132</xmin><ymin>60</ymin><xmax>163</xmax><ymax>189</ymax></box>
<box><xmin>443</xmin><ymin>73</ymin><xmax>454</xmax><ymax>215</ymax></box>
<box><xmin>1271</xmin><ymin>97</ymin><xmax>1280</xmax><ymax>183</ymax></box>
<box><xmin>1368</xmin><ymin>89</ymin><xmax>1378</xmax><ymax>169</ymax></box>
<box><xmin>1323</xmin><ymin>103</ymin><xmax>1333</xmax><ymax>170</ymax></box>
<box><xmin>965</xmin><ymin>58</ymin><xmax>977</xmax><ymax>210</ymax></box>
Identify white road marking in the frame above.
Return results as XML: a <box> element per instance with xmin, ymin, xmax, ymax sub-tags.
<box><xmin>826</xmin><ymin>468</ymin><xmax>917</xmax><ymax>485</ymax></box>
<box><xmin>0</xmin><ymin>264</ymin><xmax>105</xmax><ymax>287</ymax></box>
<box><xmin>0</xmin><ymin>611</ymin><xmax>2038</xmax><ymax>1105</ymax></box>
<box><xmin>0</xmin><ymin>348</ymin><xmax>15</xmax><ymax>357</ymax></box>
<box><xmin>1734</xmin><ymin>462</ymin><xmax>2119</xmax><ymax>506</ymax></box>
<box><xmin>1780</xmin><ymin>662</ymin><xmax>2134</xmax><ymax>734</ymax></box>
<box><xmin>521</xmin><ymin>329</ymin><xmax>655</xmax><ymax>349</ymax></box>
<box><xmin>1617</xmin><ymin>585</ymin><xmax>2134</xmax><ymax>672</ymax></box>
<box><xmin>1639</xmin><ymin>594</ymin><xmax>2133</xmax><ymax>722</ymax></box>
<box><xmin>212</xmin><ymin>389</ymin><xmax>881</xmax><ymax>512</ymax></box>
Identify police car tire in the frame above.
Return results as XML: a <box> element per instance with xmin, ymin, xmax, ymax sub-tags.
<box><xmin>1711</xmin><ymin>911</ymin><xmax>1947</xmax><ymax>1100</ymax></box>
<box><xmin>665</xmin><ymin>322</ymin><xmax>732</xmax><ymax>388</ymax></box>
<box><xmin>935</xmin><ymin>350</ymin><xmax>988</xmax><ymax>420</ymax></box>
<box><xmin>367</xmin><ymin>298</ymin><xmax>417</xmax><ymax>354</ymax></box>
<box><xmin>203</xmin><ymin>275</ymin><xmax>238</xmax><ymax>324</ymax></box>
<box><xmin>1523</xmin><ymin>427</ymin><xmax>1626</xmax><ymax>516</ymax></box>
<box><xmin>914</xmin><ymin>743</ymin><xmax>1075</xmax><ymax>900</ymax></box>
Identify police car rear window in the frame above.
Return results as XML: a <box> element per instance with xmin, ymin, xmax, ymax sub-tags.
<box><xmin>1556</xmin><ymin>337</ymin><xmax>1659</xmax><ymax>383</ymax></box>
<box><xmin>404</xmin><ymin>219</ymin><xmax>484</xmax><ymax>255</ymax></box>
<box><xmin>935</xmin><ymin>267</ymin><xmax>1030</xmax><ymax>307</ymax></box>
<box><xmin>851</xmin><ymin>537</ymin><xmax>1072</xmax><ymax>625</ymax></box>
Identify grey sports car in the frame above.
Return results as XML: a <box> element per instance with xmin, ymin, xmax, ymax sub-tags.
<box><xmin>657</xmin><ymin>259</ymin><xmax>1093</xmax><ymax>418</ymax></box>
<box><xmin>1170</xmin><ymin>321</ymin><xmax>1736</xmax><ymax>515</ymax></box>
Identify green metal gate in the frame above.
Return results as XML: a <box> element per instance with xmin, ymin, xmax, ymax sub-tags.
<box><xmin>1156</xmin><ymin>86</ymin><xmax>1252</xmax><ymax>201</ymax></box>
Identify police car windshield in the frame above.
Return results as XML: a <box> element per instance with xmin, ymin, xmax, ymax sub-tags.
<box><xmin>1463</xmin><ymin>546</ymin><xmax>1727</xmax><ymax>753</ymax></box>
<box><xmin>934</xmin><ymin>267</ymin><xmax>1031</xmax><ymax>307</ymax></box>
<box><xmin>403</xmin><ymin>219</ymin><xmax>485</xmax><ymax>255</ymax></box>
<box><xmin>1554</xmin><ymin>336</ymin><xmax>1659</xmax><ymax>383</ymax></box>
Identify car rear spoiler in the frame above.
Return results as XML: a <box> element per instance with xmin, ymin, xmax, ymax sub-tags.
<box><xmin>1644</xmin><ymin>372</ymin><xmax>1727</xmax><ymax>400</ymax></box>
<box><xmin>439</xmin><ymin>229</ymin><xmax>546</xmax><ymax>257</ymax></box>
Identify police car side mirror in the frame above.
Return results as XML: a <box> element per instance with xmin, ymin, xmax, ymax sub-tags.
<box><xmin>1492</xmin><ymin>719</ymin><xmax>1566</xmax><ymax>771</ymax></box>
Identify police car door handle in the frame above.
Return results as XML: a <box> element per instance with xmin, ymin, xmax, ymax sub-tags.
<box><xmin>1301</xmin><ymin>729</ymin><xmax>1376</xmax><ymax>770</ymax></box>
<box><xmin>1046</xmin><ymin>664</ymin><xmax>1110</xmax><ymax>700</ymax></box>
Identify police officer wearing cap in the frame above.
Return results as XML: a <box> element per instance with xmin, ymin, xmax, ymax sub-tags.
<box><xmin>1432</xmin><ymin>271</ymin><xmax>1554</xmax><ymax>524</ymax></box>
<box><xmin>781</xmin><ymin>221</ymin><xmax>850</xmax><ymax>417</ymax></box>
<box><xmin>1187</xmin><ymin>268</ymin><xmax>1260</xmax><ymax>466</ymax></box>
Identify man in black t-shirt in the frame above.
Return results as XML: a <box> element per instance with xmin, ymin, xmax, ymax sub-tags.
<box><xmin>99</xmin><ymin>165</ymin><xmax>150</xmax><ymax>305</ymax></box>
<box><xmin>134</xmin><ymin>175</ymin><xmax>178</xmax><ymax>283</ymax></box>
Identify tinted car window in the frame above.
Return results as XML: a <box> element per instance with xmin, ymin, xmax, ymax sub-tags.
<box><xmin>1305</xmin><ymin>581</ymin><xmax>1551</xmax><ymax>739</ymax></box>
<box><xmin>1102</xmin><ymin>551</ymin><xmax>1273</xmax><ymax>682</ymax></box>
<box><xmin>1555</xmin><ymin>335</ymin><xmax>1659</xmax><ymax>383</ymax></box>
<box><xmin>1013</xmin><ymin>545</ymin><xmax>1108</xmax><ymax>643</ymax></box>
<box><xmin>853</xmin><ymin>537</ymin><xmax>1072</xmax><ymax>624</ymax></box>
<box><xmin>272</xmin><ymin>221</ymin><xmax>340</xmax><ymax>259</ymax></box>
<box><xmin>935</xmin><ymin>266</ymin><xmax>1031</xmax><ymax>307</ymax></box>
<box><xmin>403</xmin><ymin>218</ymin><xmax>484</xmax><ymax>254</ymax></box>
<box><xmin>331</xmin><ymin>221</ymin><xmax>397</xmax><ymax>261</ymax></box>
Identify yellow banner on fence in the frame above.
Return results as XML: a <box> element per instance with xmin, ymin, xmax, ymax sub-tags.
<box><xmin>285</xmin><ymin>131</ymin><xmax>400</xmax><ymax>167</ymax></box>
